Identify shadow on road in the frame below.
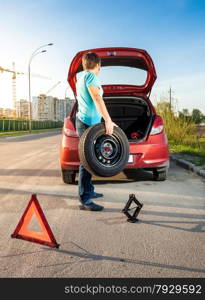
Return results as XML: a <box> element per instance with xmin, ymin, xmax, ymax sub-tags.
<box><xmin>36</xmin><ymin>243</ymin><xmax>205</xmax><ymax>275</ymax></box>
<box><xmin>93</xmin><ymin>169</ymin><xmax>154</xmax><ymax>184</ymax></box>
<box><xmin>0</xmin><ymin>168</ymin><xmax>154</xmax><ymax>184</ymax></box>
<box><xmin>140</xmin><ymin>219</ymin><xmax>205</xmax><ymax>233</ymax></box>
<box><xmin>141</xmin><ymin>209</ymin><xmax>205</xmax><ymax>220</ymax></box>
<box><xmin>0</xmin><ymin>187</ymin><xmax>204</xmax><ymax>213</ymax></box>
<box><xmin>3</xmin><ymin>236</ymin><xmax>205</xmax><ymax>275</ymax></box>
<box><xmin>96</xmin><ymin>216</ymin><xmax>205</xmax><ymax>233</ymax></box>
<box><xmin>0</xmin><ymin>168</ymin><xmax>155</xmax><ymax>182</ymax></box>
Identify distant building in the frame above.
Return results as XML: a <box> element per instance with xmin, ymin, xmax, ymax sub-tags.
<box><xmin>54</xmin><ymin>97</ymin><xmax>60</xmax><ymax>121</ymax></box>
<box><xmin>67</xmin><ymin>98</ymin><xmax>75</xmax><ymax>111</ymax></box>
<box><xmin>57</xmin><ymin>98</ymin><xmax>73</xmax><ymax>122</ymax></box>
<box><xmin>0</xmin><ymin>108</ymin><xmax>16</xmax><ymax>118</ymax></box>
<box><xmin>32</xmin><ymin>94</ymin><xmax>54</xmax><ymax>121</ymax></box>
<box><xmin>0</xmin><ymin>108</ymin><xmax>4</xmax><ymax>116</ymax></box>
<box><xmin>32</xmin><ymin>95</ymin><xmax>72</xmax><ymax>121</ymax></box>
<box><xmin>16</xmin><ymin>99</ymin><xmax>30</xmax><ymax>119</ymax></box>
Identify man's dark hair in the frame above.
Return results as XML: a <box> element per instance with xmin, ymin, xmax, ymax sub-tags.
<box><xmin>82</xmin><ymin>52</ymin><xmax>101</xmax><ymax>70</ymax></box>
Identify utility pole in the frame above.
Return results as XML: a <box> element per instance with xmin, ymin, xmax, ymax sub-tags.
<box><xmin>12</xmin><ymin>62</ymin><xmax>17</xmax><ymax>110</ymax></box>
<box><xmin>169</xmin><ymin>86</ymin><xmax>172</xmax><ymax>111</ymax></box>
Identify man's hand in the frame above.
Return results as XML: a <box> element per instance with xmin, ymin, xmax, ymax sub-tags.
<box><xmin>87</xmin><ymin>86</ymin><xmax>118</xmax><ymax>135</ymax></box>
<box><xmin>105</xmin><ymin>119</ymin><xmax>118</xmax><ymax>135</ymax></box>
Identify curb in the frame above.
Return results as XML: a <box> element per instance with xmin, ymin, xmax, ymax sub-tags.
<box><xmin>170</xmin><ymin>154</ymin><xmax>205</xmax><ymax>178</ymax></box>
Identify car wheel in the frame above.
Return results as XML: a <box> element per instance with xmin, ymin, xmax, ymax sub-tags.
<box><xmin>153</xmin><ymin>168</ymin><xmax>167</xmax><ymax>181</ymax></box>
<box><xmin>78</xmin><ymin>123</ymin><xmax>129</xmax><ymax>177</ymax></box>
<box><xmin>62</xmin><ymin>169</ymin><xmax>76</xmax><ymax>184</ymax></box>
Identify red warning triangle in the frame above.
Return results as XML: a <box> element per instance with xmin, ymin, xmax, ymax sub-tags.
<box><xmin>11</xmin><ymin>194</ymin><xmax>59</xmax><ymax>248</ymax></box>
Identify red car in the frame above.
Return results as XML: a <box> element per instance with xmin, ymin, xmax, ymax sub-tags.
<box><xmin>60</xmin><ymin>47</ymin><xmax>169</xmax><ymax>184</ymax></box>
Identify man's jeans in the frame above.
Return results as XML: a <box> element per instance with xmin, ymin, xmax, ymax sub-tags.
<box><xmin>75</xmin><ymin>117</ymin><xmax>94</xmax><ymax>205</ymax></box>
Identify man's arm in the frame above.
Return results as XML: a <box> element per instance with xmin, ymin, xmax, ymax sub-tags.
<box><xmin>88</xmin><ymin>85</ymin><xmax>117</xmax><ymax>135</ymax></box>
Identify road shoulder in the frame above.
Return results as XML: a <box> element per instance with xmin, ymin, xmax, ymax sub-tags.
<box><xmin>170</xmin><ymin>154</ymin><xmax>205</xmax><ymax>178</ymax></box>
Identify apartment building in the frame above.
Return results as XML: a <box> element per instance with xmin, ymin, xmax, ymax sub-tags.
<box><xmin>16</xmin><ymin>99</ymin><xmax>30</xmax><ymax>119</ymax></box>
<box><xmin>32</xmin><ymin>95</ymin><xmax>72</xmax><ymax>121</ymax></box>
<box><xmin>0</xmin><ymin>108</ymin><xmax>16</xmax><ymax>118</ymax></box>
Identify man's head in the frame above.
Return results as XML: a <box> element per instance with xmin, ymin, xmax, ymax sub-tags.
<box><xmin>82</xmin><ymin>52</ymin><xmax>101</xmax><ymax>75</ymax></box>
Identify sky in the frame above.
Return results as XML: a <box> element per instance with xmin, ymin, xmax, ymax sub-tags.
<box><xmin>0</xmin><ymin>0</ymin><xmax>205</xmax><ymax>114</ymax></box>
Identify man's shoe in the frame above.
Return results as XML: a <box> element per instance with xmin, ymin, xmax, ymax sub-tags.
<box><xmin>79</xmin><ymin>202</ymin><xmax>104</xmax><ymax>211</ymax></box>
<box><xmin>91</xmin><ymin>192</ymin><xmax>104</xmax><ymax>199</ymax></box>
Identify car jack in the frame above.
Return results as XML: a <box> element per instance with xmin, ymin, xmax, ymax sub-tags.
<box><xmin>122</xmin><ymin>194</ymin><xmax>143</xmax><ymax>223</ymax></box>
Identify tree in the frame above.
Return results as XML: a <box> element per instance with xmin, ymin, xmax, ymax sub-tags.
<box><xmin>201</xmin><ymin>115</ymin><xmax>205</xmax><ymax>123</ymax></box>
<box><xmin>179</xmin><ymin>109</ymin><xmax>192</xmax><ymax>122</ymax></box>
<box><xmin>181</xmin><ymin>109</ymin><xmax>189</xmax><ymax>116</ymax></box>
<box><xmin>192</xmin><ymin>109</ymin><xmax>204</xmax><ymax>124</ymax></box>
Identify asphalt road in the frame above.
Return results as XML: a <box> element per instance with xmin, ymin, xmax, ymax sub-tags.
<box><xmin>0</xmin><ymin>131</ymin><xmax>204</xmax><ymax>278</ymax></box>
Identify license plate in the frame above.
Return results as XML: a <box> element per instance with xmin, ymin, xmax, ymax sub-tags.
<box><xmin>128</xmin><ymin>154</ymin><xmax>133</xmax><ymax>163</ymax></box>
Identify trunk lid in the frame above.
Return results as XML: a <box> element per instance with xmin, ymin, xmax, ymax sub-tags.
<box><xmin>67</xmin><ymin>47</ymin><xmax>157</xmax><ymax>96</ymax></box>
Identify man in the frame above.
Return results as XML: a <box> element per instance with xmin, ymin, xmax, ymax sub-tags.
<box><xmin>75</xmin><ymin>52</ymin><xmax>117</xmax><ymax>211</ymax></box>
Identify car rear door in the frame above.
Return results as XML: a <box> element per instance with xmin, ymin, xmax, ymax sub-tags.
<box><xmin>67</xmin><ymin>47</ymin><xmax>157</xmax><ymax>96</ymax></box>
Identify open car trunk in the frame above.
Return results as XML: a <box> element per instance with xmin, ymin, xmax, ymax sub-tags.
<box><xmin>103</xmin><ymin>96</ymin><xmax>153</xmax><ymax>142</ymax></box>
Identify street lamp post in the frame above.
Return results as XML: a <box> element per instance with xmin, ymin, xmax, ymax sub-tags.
<box><xmin>28</xmin><ymin>43</ymin><xmax>53</xmax><ymax>132</ymax></box>
<box><xmin>65</xmin><ymin>86</ymin><xmax>69</xmax><ymax>99</ymax></box>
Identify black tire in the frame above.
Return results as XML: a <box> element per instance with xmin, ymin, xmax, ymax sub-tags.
<box><xmin>62</xmin><ymin>169</ymin><xmax>76</xmax><ymax>184</ymax></box>
<box><xmin>123</xmin><ymin>169</ymin><xmax>138</xmax><ymax>180</ymax></box>
<box><xmin>153</xmin><ymin>168</ymin><xmax>167</xmax><ymax>181</ymax></box>
<box><xmin>78</xmin><ymin>123</ymin><xmax>129</xmax><ymax>177</ymax></box>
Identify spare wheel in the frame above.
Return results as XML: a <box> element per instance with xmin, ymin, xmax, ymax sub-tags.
<box><xmin>78</xmin><ymin>123</ymin><xmax>129</xmax><ymax>177</ymax></box>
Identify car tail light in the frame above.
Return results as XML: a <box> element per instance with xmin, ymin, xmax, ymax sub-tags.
<box><xmin>150</xmin><ymin>115</ymin><xmax>164</xmax><ymax>135</ymax></box>
<box><xmin>64</xmin><ymin>128</ymin><xmax>78</xmax><ymax>137</ymax></box>
<box><xmin>64</xmin><ymin>118</ymin><xmax>78</xmax><ymax>137</ymax></box>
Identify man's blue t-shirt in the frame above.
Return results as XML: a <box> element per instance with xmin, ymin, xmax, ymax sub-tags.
<box><xmin>76</xmin><ymin>70</ymin><xmax>103</xmax><ymax>126</ymax></box>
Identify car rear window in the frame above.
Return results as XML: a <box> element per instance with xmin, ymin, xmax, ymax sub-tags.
<box><xmin>76</xmin><ymin>66</ymin><xmax>147</xmax><ymax>86</ymax></box>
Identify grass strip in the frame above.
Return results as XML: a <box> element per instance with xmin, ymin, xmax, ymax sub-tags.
<box><xmin>169</xmin><ymin>139</ymin><xmax>205</xmax><ymax>166</ymax></box>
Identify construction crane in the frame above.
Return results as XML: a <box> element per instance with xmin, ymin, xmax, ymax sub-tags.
<box><xmin>37</xmin><ymin>81</ymin><xmax>61</xmax><ymax>101</ymax></box>
<box><xmin>45</xmin><ymin>81</ymin><xmax>61</xmax><ymax>95</ymax></box>
<box><xmin>0</xmin><ymin>63</ymin><xmax>24</xmax><ymax>110</ymax></box>
<box><xmin>0</xmin><ymin>62</ymin><xmax>51</xmax><ymax>110</ymax></box>
<box><xmin>36</xmin><ymin>81</ymin><xmax>61</xmax><ymax>121</ymax></box>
